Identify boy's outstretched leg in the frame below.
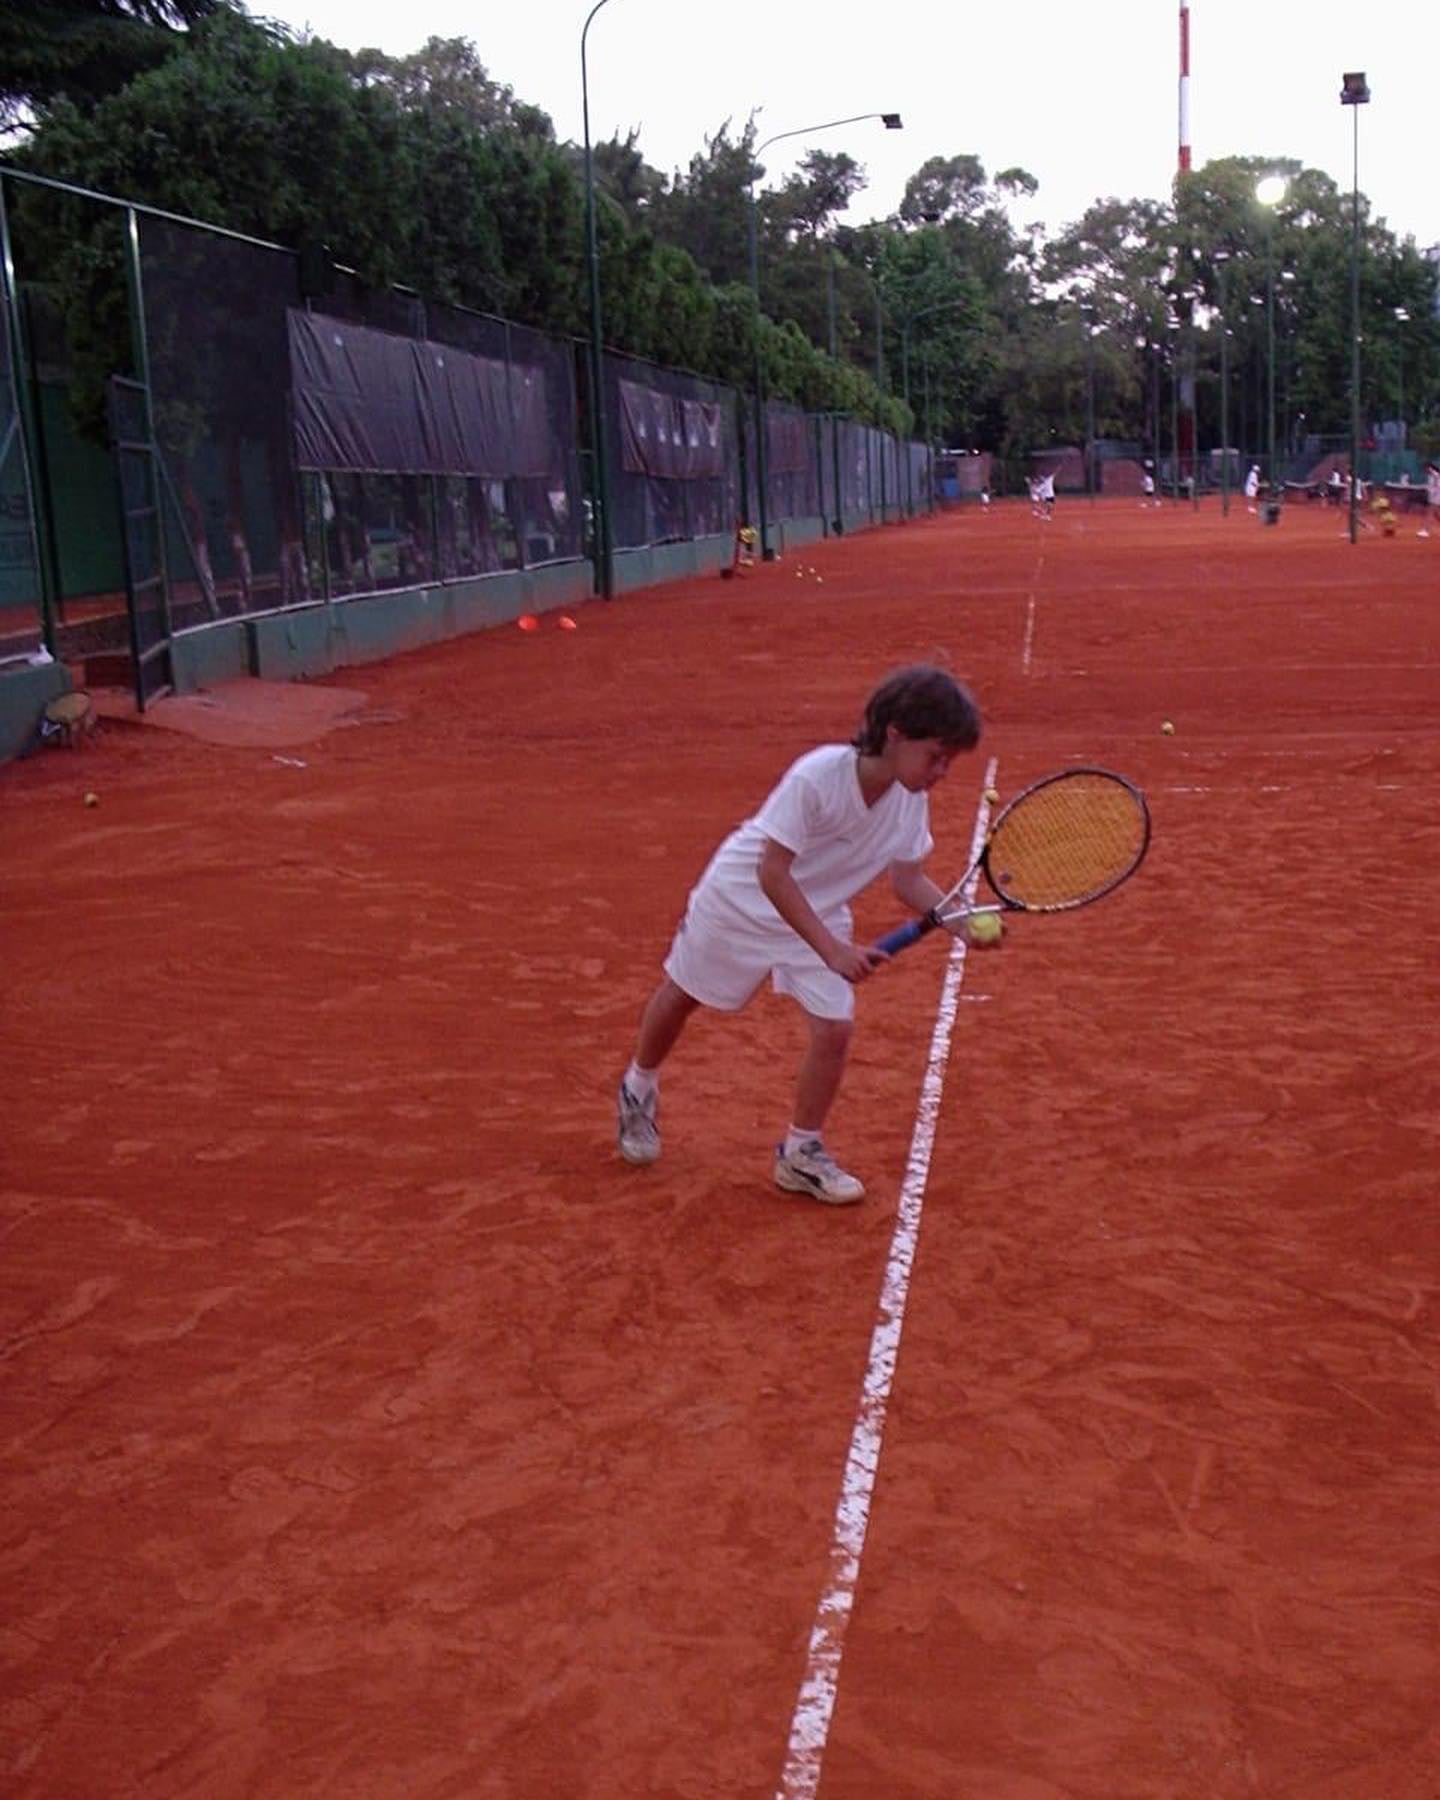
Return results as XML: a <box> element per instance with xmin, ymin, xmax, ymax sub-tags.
<box><xmin>617</xmin><ymin>977</ymin><xmax>699</xmax><ymax>1165</ymax></box>
<box><xmin>773</xmin><ymin>1012</ymin><xmax>865</xmax><ymax>1204</ymax></box>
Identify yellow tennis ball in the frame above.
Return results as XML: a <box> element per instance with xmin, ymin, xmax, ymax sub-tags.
<box><xmin>983</xmin><ymin>786</ymin><xmax>1000</xmax><ymax>804</ymax></box>
<box><xmin>965</xmin><ymin>912</ymin><xmax>1003</xmax><ymax>947</ymax></box>
<box><xmin>1161</xmin><ymin>720</ymin><xmax>1175</xmax><ymax>735</ymax></box>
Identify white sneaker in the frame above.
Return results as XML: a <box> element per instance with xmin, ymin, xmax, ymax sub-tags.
<box><xmin>773</xmin><ymin>1139</ymin><xmax>865</xmax><ymax>1205</ymax></box>
<box><xmin>616</xmin><ymin>1081</ymin><xmax>660</xmax><ymax>1165</ymax></box>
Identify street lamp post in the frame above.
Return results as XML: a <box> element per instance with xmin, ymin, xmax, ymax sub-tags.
<box><xmin>581</xmin><ymin>0</ymin><xmax>617</xmax><ymax>600</ymax></box>
<box><xmin>873</xmin><ymin>281</ymin><xmax>887</xmax><ymax>524</ymax></box>
<box><xmin>1256</xmin><ymin>174</ymin><xmax>1287</xmax><ymax>497</ymax></box>
<box><xmin>1167</xmin><ymin>316</ymin><xmax>1181</xmax><ymax>500</ymax></box>
<box><xmin>1341</xmin><ymin>71</ymin><xmax>1370</xmax><ymax>546</ymax></box>
<box><xmin>1084</xmin><ymin>311</ymin><xmax>1098</xmax><ymax>506</ymax></box>
<box><xmin>749</xmin><ymin>111</ymin><xmax>901</xmax><ymax>559</ymax></box>
<box><xmin>827</xmin><ymin>250</ymin><xmax>843</xmax><ymax>534</ymax></box>
<box><xmin>1393</xmin><ymin>305</ymin><xmax>1410</xmax><ymax>440</ymax></box>
<box><xmin>900</xmin><ymin>294</ymin><xmax>967</xmax><ymax>517</ymax></box>
<box><xmin>1214</xmin><ymin>249</ymin><xmax>1232</xmax><ymax>515</ymax></box>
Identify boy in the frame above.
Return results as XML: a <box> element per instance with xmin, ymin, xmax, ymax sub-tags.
<box><xmin>616</xmin><ymin>666</ymin><xmax>982</xmax><ymax>1204</ymax></box>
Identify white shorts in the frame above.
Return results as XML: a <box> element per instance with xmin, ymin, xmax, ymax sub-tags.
<box><xmin>662</xmin><ymin>892</ymin><xmax>854</xmax><ymax>1021</ymax></box>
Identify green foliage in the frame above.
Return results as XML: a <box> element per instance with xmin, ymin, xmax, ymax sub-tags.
<box><xmin>8</xmin><ymin>12</ymin><xmax>1437</xmax><ymax>470</ymax></box>
<box><xmin>341</xmin><ymin>35</ymin><xmax>554</xmax><ymax>142</ymax></box>
<box><xmin>0</xmin><ymin>0</ymin><xmax>230</xmax><ymax>131</ymax></box>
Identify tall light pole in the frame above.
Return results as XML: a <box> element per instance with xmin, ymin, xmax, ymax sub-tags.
<box><xmin>899</xmin><ymin>289</ymin><xmax>964</xmax><ymax>516</ymax></box>
<box><xmin>893</xmin><ymin>210</ymin><xmax>941</xmax><ymax>517</ymax></box>
<box><xmin>873</xmin><ymin>279</ymin><xmax>887</xmax><ymax>523</ymax></box>
<box><xmin>1083</xmin><ymin>307</ymin><xmax>1100</xmax><ymax>506</ymax></box>
<box><xmin>1256</xmin><ymin>174</ymin><xmax>1287</xmax><ymax>496</ymax></box>
<box><xmin>1341</xmin><ymin>71</ymin><xmax>1370</xmax><ymax>546</ymax></box>
<box><xmin>1167</xmin><ymin>315</ymin><xmax>1180</xmax><ymax>500</ymax></box>
<box><xmin>581</xmin><ymin>0</ymin><xmax>617</xmax><ymax>599</ymax></box>
<box><xmin>1393</xmin><ymin>305</ymin><xmax>1410</xmax><ymax>442</ymax></box>
<box><xmin>749</xmin><ymin>111</ymin><xmax>901</xmax><ymax>559</ymax></box>
<box><xmin>827</xmin><ymin>249</ymin><xmax>843</xmax><ymax>534</ymax></box>
<box><xmin>1215</xmin><ymin>249</ymin><xmax>1232</xmax><ymax>514</ymax></box>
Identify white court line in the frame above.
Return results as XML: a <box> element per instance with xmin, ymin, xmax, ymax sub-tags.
<box><xmin>1021</xmin><ymin>596</ymin><xmax>1037</xmax><ymax>673</ymax></box>
<box><xmin>1020</xmin><ymin>545</ymin><xmax>1044</xmax><ymax>674</ymax></box>
<box><xmin>1039</xmin><ymin>662</ymin><xmax>1440</xmax><ymax>677</ymax></box>
<box><xmin>775</xmin><ymin>758</ymin><xmax>999</xmax><ymax>1800</ymax></box>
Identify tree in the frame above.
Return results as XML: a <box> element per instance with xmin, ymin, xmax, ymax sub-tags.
<box><xmin>0</xmin><ymin>0</ymin><xmax>231</xmax><ymax>132</ymax></box>
<box><xmin>773</xmin><ymin>151</ymin><xmax>866</xmax><ymax>241</ymax></box>
<box><xmin>341</xmin><ymin>36</ymin><xmax>553</xmax><ymax>142</ymax></box>
<box><xmin>589</xmin><ymin>129</ymin><xmax>667</xmax><ymax>230</ymax></box>
<box><xmin>650</xmin><ymin>119</ymin><xmax>758</xmax><ymax>290</ymax></box>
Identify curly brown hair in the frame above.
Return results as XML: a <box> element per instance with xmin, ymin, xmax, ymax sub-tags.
<box><xmin>851</xmin><ymin>665</ymin><xmax>982</xmax><ymax>756</ymax></box>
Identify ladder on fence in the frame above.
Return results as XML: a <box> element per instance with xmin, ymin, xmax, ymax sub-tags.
<box><xmin>107</xmin><ymin>375</ymin><xmax>174</xmax><ymax>711</ymax></box>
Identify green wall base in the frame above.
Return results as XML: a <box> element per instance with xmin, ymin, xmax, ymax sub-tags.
<box><xmin>170</xmin><ymin>564</ymin><xmax>593</xmax><ymax>696</ymax></box>
<box><xmin>611</xmin><ymin>535</ymin><xmax>732</xmax><ymax>594</ymax></box>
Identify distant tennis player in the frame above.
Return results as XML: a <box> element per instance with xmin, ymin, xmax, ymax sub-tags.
<box><xmin>1244</xmin><ymin>463</ymin><xmax>1261</xmax><ymax>512</ymax></box>
<box><xmin>615</xmin><ymin>666</ymin><xmax>983</xmax><ymax>1203</ymax></box>
<box><xmin>1422</xmin><ymin>462</ymin><xmax>1440</xmax><ymax>538</ymax></box>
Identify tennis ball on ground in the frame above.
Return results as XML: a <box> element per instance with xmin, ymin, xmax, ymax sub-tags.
<box><xmin>516</xmin><ymin>614</ymin><xmax>539</xmax><ymax>632</ymax></box>
<box><xmin>84</xmin><ymin>791</ymin><xmax>99</xmax><ymax>807</ymax></box>
<box><xmin>558</xmin><ymin>615</ymin><xmax>578</xmax><ymax>631</ymax></box>
<box><xmin>964</xmin><ymin>912</ymin><xmax>1003</xmax><ymax>947</ymax></box>
<box><xmin>983</xmin><ymin>785</ymin><xmax>1000</xmax><ymax>804</ymax></box>
<box><xmin>1161</xmin><ymin>720</ymin><xmax>1175</xmax><ymax>735</ymax></box>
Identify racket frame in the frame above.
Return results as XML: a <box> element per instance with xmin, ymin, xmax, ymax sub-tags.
<box><xmin>876</xmin><ymin>766</ymin><xmax>1150</xmax><ymax>955</ymax></box>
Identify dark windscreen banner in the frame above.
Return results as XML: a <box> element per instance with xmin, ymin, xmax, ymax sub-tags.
<box><xmin>289</xmin><ymin>310</ymin><xmax>553</xmax><ymax>478</ymax></box>
<box><xmin>617</xmin><ymin>379</ymin><xmax>725</xmax><ymax>479</ymax></box>
<box><xmin>766</xmin><ymin>408</ymin><xmax>810</xmax><ymax>474</ymax></box>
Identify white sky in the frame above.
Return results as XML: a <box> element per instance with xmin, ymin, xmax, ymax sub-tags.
<box><xmin>253</xmin><ymin>0</ymin><xmax>1437</xmax><ymax>248</ymax></box>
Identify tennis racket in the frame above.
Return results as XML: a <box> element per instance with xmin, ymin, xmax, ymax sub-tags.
<box><xmin>876</xmin><ymin>767</ymin><xmax>1151</xmax><ymax>956</ymax></box>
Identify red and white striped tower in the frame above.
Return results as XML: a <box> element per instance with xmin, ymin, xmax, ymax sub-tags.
<box><xmin>1178</xmin><ymin>2</ymin><xmax>1192</xmax><ymax>173</ymax></box>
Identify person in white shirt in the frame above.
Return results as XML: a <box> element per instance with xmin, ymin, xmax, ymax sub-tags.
<box><xmin>1421</xmin><ymin>462</ymin><xmax>1440</xmax><ymax>538</ymax></box>
<box><xmin>616</xmin><ymin>666</ymin><xmax>983</xmax><ymax>1202</ymax></box>
<box><xmin>1035</xmin><ymin>471</ymin><xmax>1056</xmax><ymax>517</ymax></box>
<box><xmin>1244</xmin><ymin>464</ymin><xmax>1261</xmax><ymax>512</ymax></box>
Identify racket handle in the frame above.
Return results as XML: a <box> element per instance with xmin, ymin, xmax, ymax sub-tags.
<box><xmin>875</xmin><ymin>911</ymin><xmax>942</xmax><ymax>957</ymax></box>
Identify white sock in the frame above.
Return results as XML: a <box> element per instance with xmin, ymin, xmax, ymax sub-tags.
<box><xmin>625</xmin><ymin>1062</ymin><xmax>659</xmax><ymax>1101</ymax></box>
<box><xmin>784</xmin><ymin>1126</ymin><xmax>821</xmax><ymax>1157</ymax></box>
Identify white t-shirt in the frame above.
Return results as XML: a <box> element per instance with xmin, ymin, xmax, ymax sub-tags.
<box><xmin>1244</xmin><ymin>468</ymin><xmax>1260</xmax><ymax>498</ymax></box>
<box><xmin>1036</xmin><ymin>474</ymin><xmax>1055</xmax><ymax>501</ymax></box>
<box><xmin>687</xmin><ymin>744</ymin><xmax>934</xmax><ymax>930</ymax></box>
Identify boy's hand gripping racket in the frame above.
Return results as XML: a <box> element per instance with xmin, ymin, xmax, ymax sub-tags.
<box><xmin>877</xmin><ymin>767</ymin><xmax>1151</xmax><ymax>956</ymax></box>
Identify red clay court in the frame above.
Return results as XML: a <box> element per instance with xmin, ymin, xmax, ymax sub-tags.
<box><xmin>3</xmin><ymin>496</ymin><xmax>1438</xmax><ymax>1798</ymax></box>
